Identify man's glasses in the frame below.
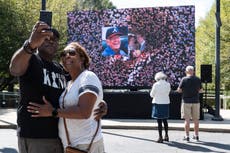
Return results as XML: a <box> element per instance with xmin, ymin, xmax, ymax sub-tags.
<box><xmin>60</xmin><ymin>49</ymin><xmax>76</xmax><ymax>57</ymax></box>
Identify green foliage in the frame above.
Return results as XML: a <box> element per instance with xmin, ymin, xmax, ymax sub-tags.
<box><xmin>46</xmin><ymin>0</ymin><xmax>77</xmax><ymax>52</ymax></box>
<box><xmin>77</xmin><ymin>0</ymin><xmax>115</xmax><ymax>10</ymax></box>
<box><xmin>0</xmin><ymin>1</ymin><xmax>22</xmax><ymax>77</ymax></box>
<box><xmin>0</xmin><ymin>0</ymin><xmax>41</xmax><ymax>90</ymax></box>
<box><xmin>219</xmin><ymin>0</ymin><xmax>230</xmax><ymax>90</ymax></box>
<box><xmin>196</xmin><ymin>0</ymin><xmax>230</xmax><ymax>90</ymax></box>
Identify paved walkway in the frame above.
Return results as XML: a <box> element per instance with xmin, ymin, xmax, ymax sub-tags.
<box><xmin>0</xmin><ymin>108</ymin><xmax>230</xmax><ymax>132</ymax></box>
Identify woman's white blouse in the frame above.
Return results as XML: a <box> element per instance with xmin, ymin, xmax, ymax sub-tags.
<box><xmin>58</xmin><ymin>70</ymin><xmax>103</xmax><ymax>148</ymax></box>
<box><xmin>150</xmin><ymin>80</ymin><xmax>171</xmax><ymax>104</ymax></box>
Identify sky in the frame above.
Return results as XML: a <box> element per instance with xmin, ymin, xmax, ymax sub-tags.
<box><xmin>109</xmin><ymin>0</ymin><xmax>216</xmax><ymax>27</ymax></box>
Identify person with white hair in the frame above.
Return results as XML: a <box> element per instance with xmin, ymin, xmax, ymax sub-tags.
<box><xmin>150</xmin><ymin>72</ymin><xmax>171</xmax><ymax>143</ymax></box>
<box><xmin>177</xmin><ymin>65</ymin><xmax>203</xmax><ymax>142</ymax></box>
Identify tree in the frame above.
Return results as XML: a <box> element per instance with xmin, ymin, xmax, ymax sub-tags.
<box><xmin>0</xmin><ymin>0</ymin><xmax>34</xmax><ymax>91</ymax></box>
<box><xmin>77</xmin><ymin>0</ymin><xmax>115</xmax><ymax>10</ymax></box>
<box><xmin>196</xmin><ymin>0</ymin><xmax>230</xmax><ymax>90</ymax></box>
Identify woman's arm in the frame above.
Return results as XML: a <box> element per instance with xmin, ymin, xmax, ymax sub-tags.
<box><xmin>58</xmin><ymin>92</ymin><xmax>96</xmax><ymax>119</ymax></box>
<box><xmin>27</xmin><ymin>94</ymin><xmax>107</xmax><ymax>120</ymax></box>
<box><xmin>150</xmin><ymin>84</ymin><xmax>156</xmax><ymax>98</ymax></box>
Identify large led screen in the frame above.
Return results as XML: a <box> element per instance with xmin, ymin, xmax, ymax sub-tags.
<box><xmin>67</xmin><ymin>6</ymin><xmax>195</xmax><ymax>89</ymax></box>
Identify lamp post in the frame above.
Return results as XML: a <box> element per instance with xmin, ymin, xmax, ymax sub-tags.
<box><xmin>212</xmin><ymin>0</ymin><xmax>223</xmax><ymax>121</ymax></box>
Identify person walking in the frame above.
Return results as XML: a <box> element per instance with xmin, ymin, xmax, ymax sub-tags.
<box><xmin>177</xmin><ymin>65</ymin><xmax>203</xmax><ymax>142</ymax></box>
<box><xmin>150</xmin><ymin>72</ymin><xmax>171</xmax><ymax>143</ymax></box>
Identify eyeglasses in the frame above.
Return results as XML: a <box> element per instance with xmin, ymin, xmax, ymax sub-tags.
<box><xmin>60</xmin><ymin>49</ymin><xmax>76</xmax><ymax>57</ymax></box>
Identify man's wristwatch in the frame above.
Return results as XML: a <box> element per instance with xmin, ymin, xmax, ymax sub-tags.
<box><xmin>23</xmin><ymin>40</ymin><xmax>37</xmax><ymax>54</ymax></box>
<box><xmin>52</xmin><ymin>108</ymin><xmax>58</xmax><ymax>118</ymax></box>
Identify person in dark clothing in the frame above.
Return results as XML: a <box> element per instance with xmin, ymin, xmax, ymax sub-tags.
<box><xmin>9</xmin><ymin>21</ymin><xmax>107</xmax><ymax>153</ymax></box>
<box><xmin>177</xmin><ymin>66</ymin><xmax>203</xmax><ymax>142</ymax></box>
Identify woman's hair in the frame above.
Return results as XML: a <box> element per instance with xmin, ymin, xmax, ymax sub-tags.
<box><xmin>68</xmin><ymin>42</ymin><xmax>91</xmax><ymax>69</ymax></box>
<box><xmin>154</xmin><ymin>71</ymin><xmax>167</xmax><ymax>81</ymax></box>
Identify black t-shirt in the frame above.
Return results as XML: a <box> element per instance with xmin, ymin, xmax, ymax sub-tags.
<box><xmin>178</xmin><ymin>75</ymin><xmax>202</xmax><ymax>103</ymax></box>
<box><xmin>18</xmin><ymin>54</ymin><xmax>67</xmax><ymax>138</ymax></box>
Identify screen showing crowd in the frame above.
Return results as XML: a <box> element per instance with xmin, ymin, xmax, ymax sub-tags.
<box><xmin>67</xmin><ymin>6</ymin><xmax>195</xmax><ymax>89</ymax></box>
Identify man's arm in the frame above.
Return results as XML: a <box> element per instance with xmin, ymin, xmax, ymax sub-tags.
<box><xmin>9</xmin><ymin>21</ymin><xmax>53</xmax><ymax>76</ymax></box>
<box><xmin>28</xmin><ymin>97</ymin><xmax>108</xmax><ymax>120</ymax></box>
<box><xmin>176</xmin><ymin>78</ymin><xmax>184</xmax><ymax>93</ymax></box>
<box><xmin>9</xmin><ymin>47</ymin><xmax>33</xmax><ymax>76</ymax></box>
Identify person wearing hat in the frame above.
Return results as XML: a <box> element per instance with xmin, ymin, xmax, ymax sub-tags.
<box><xmin>101</xmin><ymin>27</ymin><xmax>127</xmax><ymax>57</ymax></box>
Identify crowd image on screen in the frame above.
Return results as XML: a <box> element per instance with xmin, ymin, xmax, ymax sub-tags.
<box><xmin>67</xmin><ymin>6</ymin><xmax>195</xmax><ymax>89</ymax></box>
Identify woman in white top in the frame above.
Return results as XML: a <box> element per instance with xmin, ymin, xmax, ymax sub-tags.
<box><xmin>28</xmin><ymin>42</ymin><xmax>105</xmax><ymax>153</ymax></box>
<box><xmin>150</xmin><ymin>72</ymin><xmax>171</xmax><ymax>143</ymax></box>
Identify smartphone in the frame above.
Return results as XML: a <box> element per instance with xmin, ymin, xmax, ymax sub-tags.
<box><xmin>39</xmin><ymin>10</ymin><xmax>52</xmax><ymax>27</ymax></box>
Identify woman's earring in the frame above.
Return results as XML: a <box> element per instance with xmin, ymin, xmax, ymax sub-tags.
<box><xmin>80</xmin><ymin>64</ymin><xmax>83</xmax><ymax>71</ymax></box>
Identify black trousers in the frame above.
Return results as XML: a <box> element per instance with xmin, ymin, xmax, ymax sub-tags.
<box><xmin>157</xmin><ymin>119</ymin><xmax>168</xmax><ymax>137</ymax></box>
